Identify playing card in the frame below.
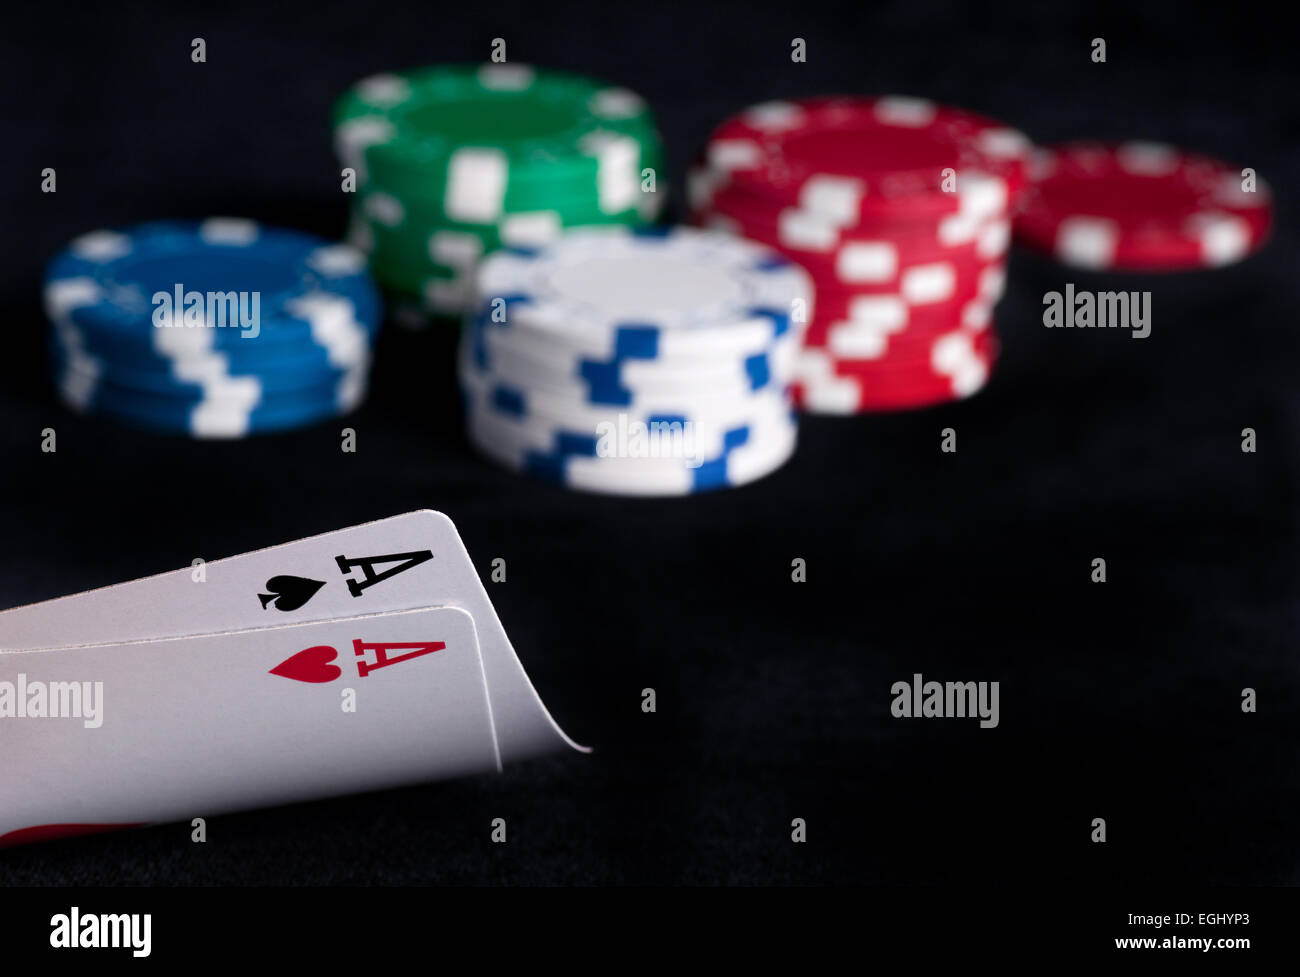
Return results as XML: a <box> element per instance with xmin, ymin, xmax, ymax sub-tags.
<box><xmin>0</xmin><ymin>511</ymin><xmax>580</xmax><ymax>763</ymax></box>
<box><xmin>0</xmin><ymin>605</ymin><xmax>498</xmax><ymax>845</ymax></box>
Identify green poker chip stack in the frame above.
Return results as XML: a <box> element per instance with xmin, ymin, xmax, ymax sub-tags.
<box><xmin>333</xmin><ymin>63</ymin><xmax>667</xmax><ymax>320</ymax></box>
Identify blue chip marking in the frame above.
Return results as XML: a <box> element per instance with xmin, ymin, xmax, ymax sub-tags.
<box><xmin>490</xmin><ymin>386</ymin><xmax>527</xmax><ymax>418</ymax></box>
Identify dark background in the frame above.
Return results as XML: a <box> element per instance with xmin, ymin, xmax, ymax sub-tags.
<box><xmin>0</xmin><ymin>0</ymin><xmax>1295</xmax><ymax>886</ymax></box>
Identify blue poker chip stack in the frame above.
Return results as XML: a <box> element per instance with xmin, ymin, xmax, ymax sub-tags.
<box><xmin>460</xmin><ymin>226</ymin><xmax>812</xmax><ymax>495</ymax></box>
<box><xmin>44</xmin><ymin>218</ymin><xmax>382</xmax><ymax>438</ymax></box>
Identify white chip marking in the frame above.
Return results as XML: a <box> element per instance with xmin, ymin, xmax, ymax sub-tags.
<box><xmin>873</xmin><ymin>96</ymin><xmax>938</xmax><ymax>128</ymax></box>
<box><xmin>425</xmin><ymin>274</ymin><xmax>474</xmax><ymax>313</ymax></box>
<box><xmin>978</xmin><ymin>264</ymin><xmax>1007</xmax><ymax>301</ymax></box>
<box><xmin>976</xmin><ymin>219</ymin><xmax>1011</xmax><ymax>260</ymax></box>
<box><xmin>477</xmin><ymin>63</ymin><xmax>535</xmax><ymax>90</ymax></box>
<box><xmin>976</xmin><ymin>126</ymin><xmax>1033</xmax><ymax>162</ymax></box>
<box><xmin>961</xmin><ymin>298</ymin><xmax>993</xmax><ymax>331</ymax></box>
<box><xmin>1055</xmin><ymin>216</ymin><xmax>1119</xmax><ymax>268</ymax></box>
<box><xmin>444</xmin><ymin>147</ymin><xmax>509</xmax><ymax>222</ymax></box>
<box><xmin>954</xmin><ymin>171</ymin><xmax>1008</xmax><ymax>220</ymax></box>
<box><xmin>793</xmin><ymin>349</ymin><xmax>862</xmax><ymax>414</ymax></box>
<box><xmin>900</xmin><ymin>263</ymin><xmax>956</xmax><ymax>304</ymax></box>
<box><xmin>707</xmin><ymin>139</ymin><xmax>762</xmax><ymax>173</ymax></box>
<box><xmin>363</xmin><ymin>192</ymin><xmax>405</xmax><ymax>227</ymax></box>
<box><xmin>742</xmin><ymin>100</ymin><xmax>805</xmax><ymax>131</ymax></box>
<box><xmin>835</xmin><ymin>242</ymin><xmax>897</xmax><ymax>283</ymax></box>
<box><xmin>44</xmin><ymin>278</ymin><xmax>102</xmax><ymax>316</ymax></box>
<box><xmin>778</xmin><ymin>209</ymin><xmax>839</xmax><ymax>251</ymax></box>
<box><xmin>931</xmin><ymin>332</ymin><xmax>974</xmax><ymax>373</ymax></box>
<box><xmin>845</xmin><ymin>294</ymin><xmax>908</xmax><ymax>328</ymax></box>
<box><xmin>356</xmin><ymin>74</ymin><xmax>410</xmax><ymax>106</ymax></box>
<box><xmin>825</xmin><ymin>319</ymin><xmax>892</xmax><ymax>359</ymax></box>
<box><xmin>288</xmin><ymin>293</ymin><xmax>370</xmax><ymax>368</ymax></box>
<box><xmin>429</xmin><ymin>230</ymin><xmax>483</xmax><ymax>268</ymax></box>
<box><xmin>936</xmin><ymin>212</ymin><xmax>982</xmax><ymax>247</ymax></box>
<box><xmin>70</xmin><ymin>231</ymin><xmax>130</xmax><ymax>263</ymax></box>
<box><xmin>580</xmin><ymin>131</ymin><xmax>641</xmax><ymax>213</ymax></box>
<box><xmin>333</xmin><ymin>117</ymin><xmax>395</xmax><ymax>179</ymax></box>
<box><xmin>200</xmin><ymin>218</ymin><xmax>259</xmax><ymax>246</ymax></box>
<box><xmin>424</xmin><ymin>231</ymin><xmax>483</xmax><ymax>312</ymax></box>
<box><xmin>1190</xmin><ymin>213</ymin><xmax>1252</xmax><ymax>265</ymax></box>
<box><xmin>950</xmin><ymin>358</ymin><xmax>989</xmax><ymax>396</ymax></box>
<box><xmin>309</xmin><ymin>244</ymin><xmax>366</xmax><ymax>277</ymax></box>
<box><xmin>799</xmin><ymin>177</ymin><xmax>864</xmax><ymax>227</ymax></box>
<box><xmin>930</xmin><ymin>331</ymin><xmax>990</xmax><ymax>397</ymax></box>
<box><xmin>499</xmin><ymin>212</ymin><xmax>563</xmax><ymax>247</ymax></box>
<box><xmin>590</xmin><ymin>87</ymin><xmax>644</xmax><ymax>119</ymax></box>
<box><xmin>1116</xmin><ymin>141</ymin><xmax>1179</xmax><ymax>176</ymax></box>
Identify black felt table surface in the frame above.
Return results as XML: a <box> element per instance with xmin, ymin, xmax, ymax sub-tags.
<box><xmin>0</xmin><ymin>0</ymin><xmax>1295</xmax><ymax>885</ymax></box>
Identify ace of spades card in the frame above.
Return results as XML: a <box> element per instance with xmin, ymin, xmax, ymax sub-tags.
<box><xmin>0</xmin><ymin>511</ymin><xmax>581</xmax><ymax>846</ymax></box>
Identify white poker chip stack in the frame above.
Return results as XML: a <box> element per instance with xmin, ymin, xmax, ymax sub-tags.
<box><xmin>458</xmin><ymin>226</ymin><xmax>812</xmax><ymax>495</ymax></box>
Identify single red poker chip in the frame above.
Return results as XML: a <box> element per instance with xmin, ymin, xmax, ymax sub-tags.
<box><xmin>701</xmin><ymin>96</ymin><xmax>1033</xmax><ymax>226</ymax></box>
<box><xmin>802</xmin><ymin>263</ymin><xmax>1006</xmax><ymax>345</ymax></box>
<box><xmin>704</xmin><ymin>192</ymin><xmax>1014</xmax><ymax>260</ymax></box>
<box><xmin>692</xmin><ymin>168</ymin><xmax>1015</xmax><ymax>257</ymax></box>
<box><xmin>792</xmin><ymin>364</ymin><xmax>995</xmax><ymax>413</ymax></box>
<box><xmin>794</xmin><ymin>371</ymin><xmax>992</xmax><ymax>412</ymax></box>
<box><xmin>820</xmin><ymin>327</ymin><xmax>998</xmax><ymax>379</ymax></box>
<box><xmin>1013</xmin><ymin>141</ymin><xmax>1273</xmax><ymax>270</ymax></box>
<box><xmin>804</xmin><ymin>311</ymin><xmax>992</xmax><ymax>363</ymax></box>
<box><xmin>793</xmin><ymin>332</ymin><xmax>997</xmax><ymax>413</ymax></box>
<box><xmin>799</xmin><ymin>249</ymin><xmax>999</xmax><ymax>308</ymax></box>
<box><xmin>700</xmin><ymin>203</ymin><xmax>1010</xmax><ymax>292</ymax></box>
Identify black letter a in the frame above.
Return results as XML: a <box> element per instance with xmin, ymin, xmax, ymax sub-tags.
<box><xmin>335</xmin><ymin>550</ymin><xmax>434</xmax><ymax>597</ymax></box>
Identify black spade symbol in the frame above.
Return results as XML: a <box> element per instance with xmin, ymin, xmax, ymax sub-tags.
<box><xmin>259</xmin><ymin>575</ymin><xmax>326</xmax><ymax>612</ymax></box>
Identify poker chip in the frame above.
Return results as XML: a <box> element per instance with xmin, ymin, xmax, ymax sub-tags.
<box><xmin>806</xmin><ymin>294</ymin><xmax>997</xmax><ymax>363</ymax></box>
<box><xmin>467</xmin><ymin>399</ymin><xmax>799</xmax><ymax>496</ymax></box>
<box><xmin>460</xmin><ymin>226</ymin><xmax>810</xmax><ymax>494</ymax></box>
<box><xmin>805</xmin><ymin>262</ymin><xmax>1005</xmax><ymax>342</ymax></box>
<box><xmin>1013</xmin><ymin>141</ymin><xmax>1273</xmax><ymax>270</ymax></box>
<box><xmin>44</xmin><ymin>218</ymin><xmax>381</xmax><ymax>438</ymax></box>
<box><xmin>697</xmin><ymin>96</ymin><xmax>1032</xmax><ymax>224</ymax></box>
<box><xmin>467</xmin><ymin>316</ymin><xmax>798</xmax><ymax>403</ymax></box>
<box><xmin>334</xmin><ymin>64</ymin><xmax>667</xmax><ymax>320</ymax></box>
<box><xmin>698</xmin><ymin>200</ymin><xmax>1012</xmax><ymax>271</ymax></box>
<box><xmin>794</xmin><ymin>329</ymin><xmax>998</xmax><ymax>414</ymax></box>
<box><xmin>476</xmin><ymin>226</ymin><xmax>807</xmax><ymax>354</ymax></box>
<box><xmin>695</xmin><ymin>96</ymin><xmax>1022</xmax><ymax>413</ymax></box>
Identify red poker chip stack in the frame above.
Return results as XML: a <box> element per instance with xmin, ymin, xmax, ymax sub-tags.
<box><xmin>690</xmin><ymin>96</ymin><xmax>1033</xmax><ymax>413</ymax></box>
<box><xmin>1013</xmin><ymin>141</ymin><xmax>1273</xmax><ymax>271</ymax></box>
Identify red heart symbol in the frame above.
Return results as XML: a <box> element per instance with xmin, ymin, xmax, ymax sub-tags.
<box><xmin>269</xmin><ymin>645</ymin><xmax>342</xmax><ymax>683</ymax></box>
